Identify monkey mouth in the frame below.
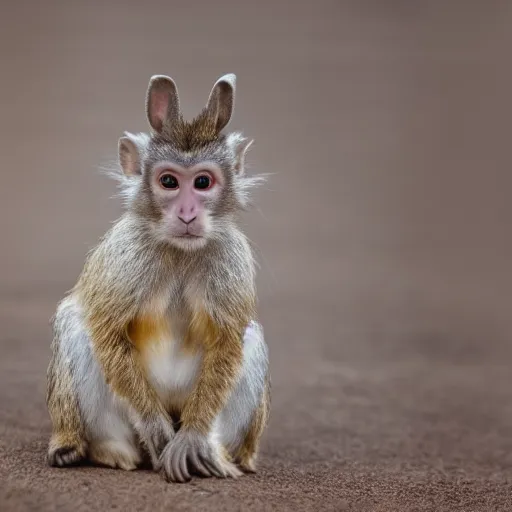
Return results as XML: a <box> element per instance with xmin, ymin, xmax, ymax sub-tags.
<box><xmin>175</xmin><ymin>233</ymin><xmax>202</xmax><ymax>239</ymax></box>
<box><xmin>171</xmin><ymin>232</ymin><xmax>207</xmax><ymax>251</ymax></box>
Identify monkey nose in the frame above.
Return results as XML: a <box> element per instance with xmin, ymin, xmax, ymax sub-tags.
<box><xmin>178</xmin><ymin>215</ymin><xmax>197</xmax><ymax>225</ymax></box>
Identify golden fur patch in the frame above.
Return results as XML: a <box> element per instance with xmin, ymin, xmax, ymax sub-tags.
<box><xmin>185</xmin><ymin>309</ymin><xmax>221</xmax><ymax>349</ymax></box>
<box><xmin>180</xmin><ymin>308</ymin><xmax>245</xmax><ymax>434</ymax></box>
<box><xmin>127</xmin><ymin>314</ymin><xmax>173</xmax><ymax>352</ymax></box>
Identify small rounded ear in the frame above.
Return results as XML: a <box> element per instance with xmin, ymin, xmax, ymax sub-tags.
<box><xmin>227</xmin><ymin>133</ymin><xmax>253</xmax><ymax>174</ymax></box>
<box><xmin>119</xmin><ymin>132</ymin><xmax>145</xmax><ymax>176</ymax></box>
<box><xmin>235</xmin><ymin>138</ymin><xmax>253</xmax><ymax>174</ymax></box>
<box><xmin>145</xmin><ymin>75</ymin><xmax>180</xmax><ymax>133</ymax></box>
<box><xmin>205</xmin><ymin>73</ymin><xmax>236</xmax><ymax>132</ymax></box>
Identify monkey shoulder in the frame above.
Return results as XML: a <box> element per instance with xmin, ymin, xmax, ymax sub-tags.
<box><xmin>77</xmin><ymin>215</ymin><xmax>163</xmax><ymax>309</ymax></box>
<box><xmin>205</xmin><ymin>230</ymin><xmax>254</xmax><ymax>284</ymax></box>
<box><xmin>189</xmin><ymin>231</ymin><xmax>256</xmax><ymax>323</ymax></box>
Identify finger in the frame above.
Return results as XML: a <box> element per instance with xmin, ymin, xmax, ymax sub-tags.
<box><xmin>199</xmin><ymin>453</ymin><xmax>225</xmax><ymax>479</ymax></box>
<box><xmin>163</xmin><ymin>447</ymin><xmax>173</xmax><ymax>482</ymax></box>
<box><xmin>189</xmin><ymin>449</ymin><xmax>212</xmax><ymax>478</ymax></box>
<box><xmin>179</xmin><ymin>446</ymin><xmax>191</xmax><ymax>482</ymax></box>
<box><xmin>225</xmin><ymin>462</ymin><xmax>243</xmax><ymax>479</ymax></box>
<box><xmin>61</xmin><ymin>451</ymin><xmax>76</xmax><ymax>466</ymax></box>
<box><xmin>171</xmin><ymin>445</ymin><xmax>186</xmax><ymax>483</ymax></box>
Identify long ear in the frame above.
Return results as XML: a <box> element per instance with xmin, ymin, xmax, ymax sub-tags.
<box><xmin>118</xmin><ymin>132</ymin><xmax>148</xmax><ymax>176</ymax></box>
<box><xmin>205</xmin><ymin>73</ymin><xmax>236</xmax><ymax>132</ymax></box>
<box><xmin>145</xmin><ymin>75</ymin><xmax>180</xmax><ymax>133</ymax></box>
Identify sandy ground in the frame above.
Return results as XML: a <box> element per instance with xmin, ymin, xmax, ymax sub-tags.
<box><xmin>2</xmin><ymin>293</ymin><xmax>512</xmax><ymax>511</ymax></box>
<box><xmin>1</xmin><ymin>2</ymin><xmax>512</xmax><ymax>510</ymax></box>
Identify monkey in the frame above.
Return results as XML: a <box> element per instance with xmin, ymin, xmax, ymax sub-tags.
<box><xmin>46</xmin><ymin>73</ymin><xmax>270</xmax><ymax>483</ymax></box>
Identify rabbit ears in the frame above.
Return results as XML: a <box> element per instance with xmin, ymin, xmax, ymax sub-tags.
<box><xmin>145</xmin><ymin>73</ymin><xmax>236</xmax><ymax>136</ymax></box>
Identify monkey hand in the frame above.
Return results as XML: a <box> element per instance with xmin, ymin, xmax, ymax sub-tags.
<box><xmin>137</xmin><ymin>414</ymin><xmax>175</xmax><ymax>471</ymax></box>
<box><xmin>159</xmin><ymin>428</ymin><xmax>242</xmax><ymax>483</ymax></box>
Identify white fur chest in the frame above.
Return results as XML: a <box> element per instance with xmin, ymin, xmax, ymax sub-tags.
<box><xmin>144</xmin><ymin>338</ymin><xmax>201</xmax><ymax>394</ymax></box>
<box><xmin>127</xmin><ymin>310</ymin><xmax>202</xmax><ymax>406</ymax></box>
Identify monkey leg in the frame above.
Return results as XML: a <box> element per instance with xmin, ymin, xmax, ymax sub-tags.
<box><xmin>214</xmin><ymin>321</ymin><xmax>270</xmax><ymax>473</ymax></box>
<box><xmin>47</xmin><ymin>335</ymin><xmax>87</xmax><ymax>467</ymax></box>
<box><xmin>234</xmin><ymin>378</ymin><xmax>270</xmax><ymax>472</ymax></box>
<box><xmin>88</xmin><ymin>439</ymin><xmax>141</xmax><ymax>471</ymax></box>
<box><xmin>47</xmin><ymin>296</ymin><xmax>140</xmax><ymax>470</ymax></box>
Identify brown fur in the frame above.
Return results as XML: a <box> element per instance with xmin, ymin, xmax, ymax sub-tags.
<box><xmin>180</xmin><ymin>307</ymin><xmax>251</xmax><ymax>434</ymax></box>
<box><xmin>128</xmin><ymin>314</ymin><xmax>174</xmax><ymax>352</ymax></box>
<box><xmin>161</xmin><ymin>110</ymin><xmax>219</xmax><ymax>151</ymax></box>
<box><xmin>75</xmin><ymin>232</ymin><xmax>173</xmax><ymax>423</ymax></box>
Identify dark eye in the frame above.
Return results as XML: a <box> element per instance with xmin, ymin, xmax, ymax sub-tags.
<box><xmin>159</xmin><ymin>174</ymin><xmax>179</xmax><ymax>189</ymax></box>
<box><xmin>194</xmin><ymin>175</ymin><xmax>211</xmax><ymax>190</ymax></box>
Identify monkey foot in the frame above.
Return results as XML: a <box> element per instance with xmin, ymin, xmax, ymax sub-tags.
<box><xmin>48</xmin><ymin>445</ymin><xmax>85</xmax><ymax>467</ymax></box>
<box><xmin>238</xmin><ymin>456</ymin><xmax>257</xmax><ymax>473</ymax></box>
<box><xmin>89</xmin><ymin>441</ymin><xmax>141</xmax><ymax>471</ymax></box>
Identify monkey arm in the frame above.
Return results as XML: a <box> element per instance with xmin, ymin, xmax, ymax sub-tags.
<box><xmin>76</xmin><ymin>234</ymin><xmax>175</xmax><ymax>467</ymax></box>
<box><xmin>160</xmin><ymin>242</ymin><xmax>257</xmax><ymax>482</ymax></box>
<box><xmin>78</xmin><ymin>259</ymin><xmax>170</xmax><ymax>422</ymax></box>
<box><xmin>161</xmin><ymin>304</ymin><xmax>253</xmax><ymax>483</ymax></box>
<box><xmin>181</xmin><ymin>233</ymin><xmax>257</xmax><ymax>433</ymax></box>
<box><xmin>180</xmin><ymin>312</ymin><xmax>246</xmax><ymax>433</ymax></box>
<box><xmin>81</xmin><ymin>295</ymin><xmax>176</xmax><ymax>468</ymax></box>
<box><xmin>89</xmin><ymin>318</ymin><xmax>167</xmax><ymax>421</ymax></box>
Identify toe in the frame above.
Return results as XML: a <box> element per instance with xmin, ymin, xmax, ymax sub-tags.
<box><xmin>179</xmin><ymin>448</ymin><xmax>191</xmax><ymax>482</ymax></box>
<box><xmin>239</xmin><ymin>457</ymin><xmax>257</xmax><ymax>473</ymax></box>
<box><xmin>49</xmin><ymin>446</ymin><xmax>83</xmax><ymax>467</ymax></box>
<box><xmin>199</xmin><ymin>453</ymin><xmax>225</xmax><ymax>479</ymax></box>
<box><xmin>189</xmin><ymin>450</ymin><xmax>211</xmax><ymax>478</ymax></box>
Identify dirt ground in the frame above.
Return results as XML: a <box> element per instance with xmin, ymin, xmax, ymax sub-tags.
<box><xmin>2</xmin><ymin>2</ymin><xmax>512</xmax><ymax>511</ymax></box>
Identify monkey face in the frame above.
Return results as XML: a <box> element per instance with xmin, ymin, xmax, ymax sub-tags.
<box><xmin>148</xmin><ymin>160</ymin><xmax>225</xmax><ymax>251</ymax></box>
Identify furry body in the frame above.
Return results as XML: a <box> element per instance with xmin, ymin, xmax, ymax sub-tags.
<box><xmin>47</xmin><ymin>216</ymin><xmax>270</xmax><ymax>476</ymax></box>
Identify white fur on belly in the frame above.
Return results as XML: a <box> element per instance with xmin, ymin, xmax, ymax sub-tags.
<box><xmin>144</xmin><ymin>339</ymin><xmax>202</xmax><ymax>395</ymax></box>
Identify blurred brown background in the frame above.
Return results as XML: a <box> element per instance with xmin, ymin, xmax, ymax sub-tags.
<box><xmin>1</xmin><ymin>1</ymin><xmax>512</xmax><ymax>510</ymax></box>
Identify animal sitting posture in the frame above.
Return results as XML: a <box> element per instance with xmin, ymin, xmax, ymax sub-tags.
<box><xmin>46</xmin><ymin>73</ymin><xmax>270</xmax><ymax>483</ymax></box>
